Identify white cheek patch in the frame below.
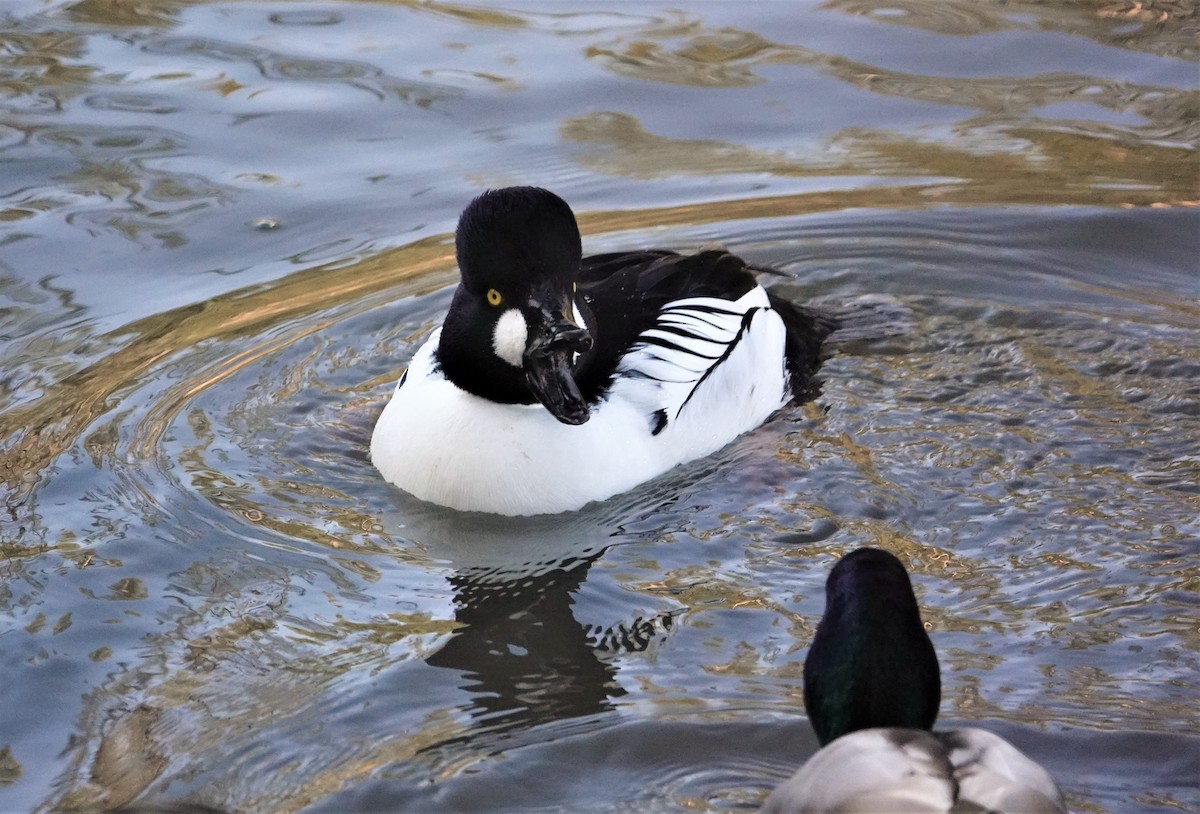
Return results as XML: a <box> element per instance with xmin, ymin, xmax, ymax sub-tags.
<box><xmin>493</xmin><ymin>308</ymin><xmax>528</xmax><ymax>368</ymax></box>
<box><xmin>572</xmin><ymin>300</ymin><xmax>587</xmax><ymax>362</ymax></box>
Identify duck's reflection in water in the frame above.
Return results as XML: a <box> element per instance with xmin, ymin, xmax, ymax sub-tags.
<box><xmin>401</xmin><ymin>499</ymin><xmax>678</xmax><ymax>752</ymax></box>
<box><xmin>296</xmin><ymin>498</ymin><xmax>683</xmax><ymax>812</ymax></box>
<box><xmin>427</xmin><ymin>546</ymin><xmax>675</xmax><ymax>741</ymax></box>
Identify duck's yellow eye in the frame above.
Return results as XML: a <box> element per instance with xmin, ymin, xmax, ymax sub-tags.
<box><xmin>486</xmin><ymin>288</ymin><xmax>502</xmax><ymax>307</ymax></box>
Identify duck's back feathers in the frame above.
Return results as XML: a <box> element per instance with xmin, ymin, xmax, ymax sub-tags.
<box><xmin>762</xmin><ymin>726</ymin><xmax>1066</xmax><ymax>814</ymax></box>
<box><xmin>575</xmin><ymin>249</ymin><xmax>758</xmax><ymax>399</ymax></box>
<box><xmin>763</xmin><ymin>728</ymin><xmax>956</xmax><ymax>814</ymax></box>
<box><xmin>766</xmin><ymin>292</ymin><xmax>838</xmax><ymax>403</ymax></box>
<box><xmin>576</xmin><ymin>249</ymin><xmax>835</xmax><ymax>404</ymax></box>
<box><xmin>944</xmin><ymin>728</ymin><xmax>1066</xmax><ymax>814</ymax></box>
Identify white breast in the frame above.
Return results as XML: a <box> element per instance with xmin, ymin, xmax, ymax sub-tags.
<box><xmin>370</xmin><ymin>289</ymin><xmax>790</xmax><ymax>515</ymax></box>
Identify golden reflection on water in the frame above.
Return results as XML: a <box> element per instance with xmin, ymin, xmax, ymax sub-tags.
<box><xmin>831</xmin><ymin>0</ymin><xmax>1200</xmax><ymax>60</ymax></box>
<box><xmin>584</xmin><ymin>12</ymin><xmax>1197</xmax><ymax>137</ymax></box>
<box><xmin>0</xmin><ymin>235</ymin><xmax>456</xmax><ymax>493</ymax></box>
<box><xmin>563</xmin><ymin>111</ymin><xmax>1197</xmax><ymax>206</ymax></box>
<box><xmin>64</xmin><ymin>0</ymin><xmax>193</xmax><ymax>28</ymax></box>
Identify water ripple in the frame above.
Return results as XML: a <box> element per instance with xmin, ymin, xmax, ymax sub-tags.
<box><xmin>0</xmin><ymin>2</ymin><xmax>1196</xmax><ymax>809</ymax></box>
<box><xmin>141</xmin><ymin>35</ymin><xmax>460</xmax><ymax>104</ymax></box>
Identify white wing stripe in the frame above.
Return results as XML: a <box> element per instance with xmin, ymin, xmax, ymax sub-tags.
<box><xmin>614</xmin><ymin>293</ymin><xmax>774</xmax><ymax>423</ymax></box>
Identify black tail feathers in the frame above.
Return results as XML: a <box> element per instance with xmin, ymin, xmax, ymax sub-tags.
<box><xmin>768</xmin><ymin>291</ymin><xmax>911</xmax><ymax>402</ymax></box>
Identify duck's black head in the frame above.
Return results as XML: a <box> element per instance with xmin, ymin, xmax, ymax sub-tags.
<box><xmin>803</xmin><ymin>547</ymin><xmax>941</xmax><ymax>746</ymax></box>
<box><xmin>438</xmin><ymin>187</ymin><xmax>594</xmax><ymax>425</ymax></box>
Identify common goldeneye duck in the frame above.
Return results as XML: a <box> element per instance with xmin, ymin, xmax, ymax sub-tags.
<box><xmin>762</xmin><ymin>548</ymin><xmax>1066</xmax><ymax>814</ymax></box>
<box><xmin>370</xmin><ymin>186</ymin><xmax>837</xmax><ymax>516</ymax></box>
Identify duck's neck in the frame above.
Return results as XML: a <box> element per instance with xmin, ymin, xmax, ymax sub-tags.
<box><xmin>803</xmin><ymin>569</ymin><xmax>941</xmax><ymax>745</ymax></box>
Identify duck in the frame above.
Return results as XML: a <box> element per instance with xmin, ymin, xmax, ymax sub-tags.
<box><xmin>761</xmin><ymin>547</ymin><xmax>1067</xmax><ymax>814</ymax></box>
<box><xmin>370</xmin><ymin>186</ymin><xmax>838</xmax><ymax>516</ymax></box>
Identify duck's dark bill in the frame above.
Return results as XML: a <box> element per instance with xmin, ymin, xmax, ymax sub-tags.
<box><xmin>525</xmin><ymin>348</ymin><xmax>589</xmax><ymax>425</ymax></box>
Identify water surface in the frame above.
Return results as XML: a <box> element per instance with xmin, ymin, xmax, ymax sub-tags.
<box><xmin>1</xmin><ymin>2</ymin><xmax>1197</xmax><ymax>812</ymax></box>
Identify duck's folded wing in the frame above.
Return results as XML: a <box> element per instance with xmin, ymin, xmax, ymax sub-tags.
<box><xmin>761</xmin><ymin>728</ymin><xmax>956</xmax><ymax>814</ymax></box>
<box><xmin>575</xmin><ymin>250</ymin><xmax>760</xmax><ymax>395</ymax></box>
<box><xmin>944</xmin><ymin>727</ymin><xmax>1067</xmax><ymax>813</ymax></box>
<box><xmin>612</xmin><ymin>290</ymin><xmax>787</xmax><ymax>438</ymax></box>
<box><xmin>761</xmin><ymin>727</ymin><xmax>1066</xmax><ymax>814</ymax></box>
